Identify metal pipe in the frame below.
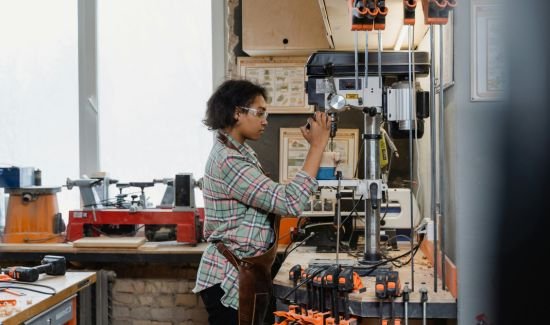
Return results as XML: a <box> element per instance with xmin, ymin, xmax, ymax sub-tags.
<box><xmin>422</xmin><ymin>300</ymin><xmax>427</xmax><ymax>325</ymax></box>
<box><xmin>429</xmin><ymin>25</ymin><xmax>438</xmax><ymax>292</ymax></box>
<box><xmin>336</xmin><ymin>173</ymin><xmax>342</xmax><ymax>266</ymax></box>
<box><xmin>365</xmin><ymin>32</ymin><xmax>369</xmax><ymax>97</ymax></box>
<box><xmin>378</xmin><ymin>30</ymin><xmax>382</xmax><ymax>88</ymax></box>
<box><xmin>438</xmin><ymin>24</ymin><xmax>447</xmax><ymax>291</ymax></box>
<box><xmin>364</xmin><ymin>114</ymin><xmax>382</xmax><ymax>261</ymax></box>
<box><xmin>407</xmin><ymin>24</ymin><xmax>416</xmax><ymax>292</ymax></box>
<box><xmin>403</xmin><ymin>282</ymin><xmax>410</xmax><ymax>325</ymax></box>
<box><xmin>363</xmin><ymin>30</ymin><xmax>370</xmax><ymax>262</ymax></box>
<box><xmin>367</xmin><ymin>29</ymin><xmax>383</xmax><ymax>262</ymax></box>
<box><xmin>420</xmin><ymin>284</ymin><xmax>428</xmax><ymax>325</ymax></box>
<box><xmin>355</xmin><ymin>31</ymin><xmax>359</xmax><ymax>91</ymax></box>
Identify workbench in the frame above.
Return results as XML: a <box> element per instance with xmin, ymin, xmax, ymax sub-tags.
<box><xmin>273</xmin><ymin>245</ymin><xmax>457</xmax><ymax>320</ymax></box>
<box><xmin>0</xmin><ymin>271</ymin><xmax>96</xmax><ymax>325</ymax></box>
<box><xmin>0</xmin><ymin>242</ymin><xmax>208</xmax><ymax>265</ymax></box>
<box><xmin>0</xmin><ymin>242</ymin><xmax>207</xmax><ymax>325</ymax></box>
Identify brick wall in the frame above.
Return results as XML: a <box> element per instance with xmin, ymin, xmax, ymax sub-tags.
<box><xmin>111</xmin><ymin>266</ymin><xmax>208</xmax><ymax>325</ymax></box>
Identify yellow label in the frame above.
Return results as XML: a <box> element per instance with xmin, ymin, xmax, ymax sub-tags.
<box><xmin>346</xmin><ymin>93</ymin><xmax>359</xmax><ymax>99</ymax></box>
<box><xmin>380</xmin><ymin>135</ymin><xmax>389</xmax><ymax>168</ymax></box>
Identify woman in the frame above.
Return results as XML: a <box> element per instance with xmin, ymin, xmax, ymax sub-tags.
<box><xmin>193</xmin><ymin>79</ymin><xmax>330</xmax><ymax>324</ymax></box>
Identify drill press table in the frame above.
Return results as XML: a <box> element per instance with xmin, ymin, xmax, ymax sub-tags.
<box><xmin>274</xmin><ymin>245</ymin><xmax>457</xmax><ymax>319</ymax></box>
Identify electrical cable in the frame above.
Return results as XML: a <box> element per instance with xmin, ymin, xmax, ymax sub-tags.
<box><xmin>384</xmin><ymin>234</ymin><xmax>413</xmax><ymax>245</ymax></box>
<box><xmin>282</xmin><ymin>217</ymin><xmax>307</xmax><ymax>254</ymax></box>
<box><xmin>276</xmin><ymin>217</ymin><xmax>308</xmax><ymax>265</ymax></box>
<box><xmin>339</xmin><ymin>195</ymin><xmax>364</xmax><ymax>227</ymax></box>
<box><xmin>379</xmin><ymin>188</ymin><xmax>390</xmax><ymax>223</ymax></box>
<box><xmin>284</xmin><ymin>232</ymin><xmax>316</xmax><ymax>259</ymax></box>
<box><xmin>355</xmin><ymin>236</ymin><xmax>423</xmax><ymax>276</ymax></box>
<box><xmin>0</xmin><ymin>282</ymin><xmax>57</xmax><ymax>295</ymax></box>
<box><xmin>381</xmin><ymin>234</ymin><xmax>416</xmax><ymax>267</ymax></box>
<box><xmin>353</xmin><ymin>141</ymin><xmax>365</xmax><ymax>178</ymax></box>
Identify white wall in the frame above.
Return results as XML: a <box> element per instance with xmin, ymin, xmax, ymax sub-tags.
<box><xmin>0</xmin><ymin>0</ymin><xmax>81</xmax><ymax>220</ymax></box>
<box><xmin>416</xmin><ymin>1</ymin><xmax>504</xmax><ymax>322</ymax></box>
<box><xmin>97</xmin><ymin>0</ymin><xmax>213</xmax><ymax>207</ymax></box>
<box><xmin>413</xmin><ymin>28</ymin><xmax>433</xmax><ymax>225</ymax></box>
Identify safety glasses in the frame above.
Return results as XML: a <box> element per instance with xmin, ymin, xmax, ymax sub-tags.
<box><xmin>238</xmin><ymin>106</ymin><xmax>269</xmax><ymax>120</ymax></box>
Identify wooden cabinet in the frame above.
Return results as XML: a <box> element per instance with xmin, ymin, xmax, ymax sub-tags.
<box><xmin>242</xmin><ymin>0</ymin><xmax>333</xmax><ymax>56</ymax></box>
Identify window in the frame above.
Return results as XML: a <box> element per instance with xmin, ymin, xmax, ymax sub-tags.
<box><xmin>98</xmin><ymin>0</ymin><xmax>213</xmax><ymax>206</ymax></box>
<box><xmin>0</xmin><ymin>0</ymin><xmax>80</xmax><ymax>220</ymax></box>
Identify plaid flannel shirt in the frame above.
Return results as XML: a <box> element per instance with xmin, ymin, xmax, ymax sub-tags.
<box><xmin>192</xmin><ymin>131</ymin><xmax>318</xmax><ymax>310</ymax></box>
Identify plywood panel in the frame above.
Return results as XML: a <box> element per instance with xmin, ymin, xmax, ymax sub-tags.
<box><xmin>72</xmin><ymin>236</ymin><xmax>145</xmax><ymax>248</ymax></box>
<box><xmin>242</xmin><ymin>0</ymin><xmax>332</xmax><ymax>56</ymax></box>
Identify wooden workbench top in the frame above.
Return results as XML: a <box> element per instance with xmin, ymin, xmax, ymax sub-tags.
<box><xmin>0</xmin><ymin>242</ymin><xmax>210</xmax><ymax>265</ymax></box>
<box><xmin>0</xmin><ymin>242</ymin><xmax>290</xmax><ymax>265</ymax></box>
<box><xmin>0</xmin><ymin>271</ymin><xmax>96</xmax><ymax>325</ymax></box>
<box><xmin>0</xmin><ymin>241</ymin><xmax>208</xmax><ymax>255</ymax></box>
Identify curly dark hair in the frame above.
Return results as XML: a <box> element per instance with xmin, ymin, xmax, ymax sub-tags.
<box><xmin>203</xmin><ymin>79</ymin><xmax>267</xmax><ymax>130</ymax></box>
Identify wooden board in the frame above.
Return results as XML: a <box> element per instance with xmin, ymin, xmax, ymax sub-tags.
<box><xmin>72</xmin><ymin>236</ymin><xmax>145</xmax><ymax>248</ymax></box>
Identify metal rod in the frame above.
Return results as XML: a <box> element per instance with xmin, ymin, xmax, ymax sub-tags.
<box><xmin>355</xmin><ymin>31</ymin><xmax>359</xmax><ymax>91</ymax></box>
<box><xmin>377</xmin><ymin>30</ymin><xmax>382</xmax><ymax>88</ymax></box>
<box><xmin>403</xmin><ymin>282</ymin><xmax>410</xmax><ymax>325</ymax></box>
<box><xmin>363</xmin><ymin>115</ymin><xmax>369</xmax><ymax>260</ymax></box>
<box><xmin>363</xmin><ymin>29</ymin><xmax>384</xmax><ymax>262</ymax></box>
<box><xmin>420</xmin><ymin>284</ymin><xmax>428</xmax><ymax>325</ymax></box>
<box><xmin>429</xmin><ymin>25</ymin><xmax>438</xmax><ymax>292</ymax></box>
<box><xmin>364</xmin><ymin>32</ymin><xmax>369</xmax><ymax>97</ymax></box>
<box><xmin>422</xmin><ymin>301</ymin><xmax>427</xmax><ymax>325</ymax></box>
<box><xmin>407</xmin><ymin>24</ymin><xmax>416</xmax><ymax>292</ymax></box>
<box><xmin>364</xmin><ymin>114</ymin><xmax>382</xmax><ymax>261</ymax></box>
<box><xmin>363</xmin><ymin>30</ymin><xmax>369</xmax><ymax>261</ymax></box>
<box><xmin>439</xmin><ymin>24</ymin><xmax>447</xmax><ymax>291</ymax></box>
<box><xmin>336</xmin><ymin>174</ymin><xmax>342</xmax><ymax>266</ymax></box>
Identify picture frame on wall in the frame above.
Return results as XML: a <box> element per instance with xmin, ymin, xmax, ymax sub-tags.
<box><xmin>279</xmin><ymin>128</ymin><xmax>359</xmax><ymax>183</ymax></box>
<box><xmin>237</xmin><ymin>56</ymin><xmax>314</xmax><ymax>114</ymax></box>
<box><xmin>471</xmin><ymin>0</ymin><xmax>504</xmax><ymax>101</ymax></box>
<box><xmin>442</xmin><ymin>12</ymin><xmax>455</xmax><ymax>89</ymax></box>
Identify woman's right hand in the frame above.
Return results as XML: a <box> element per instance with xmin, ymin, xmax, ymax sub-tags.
<box><xmin>299</xmin><ymin>111</ymin><xmax>331</xmax><ymax>179</ymax></box>
<box><xmin>299</xmin><ymin>111</ymin><xmax>331</xmax><ymax>150</ymax></box>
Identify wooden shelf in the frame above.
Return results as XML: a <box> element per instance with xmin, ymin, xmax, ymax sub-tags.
<box><xmin>242</xmin><ymin>0</ymin><xmax>332</xmax><ymax>56</ymax></box>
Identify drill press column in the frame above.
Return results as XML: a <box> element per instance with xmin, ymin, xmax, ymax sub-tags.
<box><xmin>362</xmin><ymin>111</ymin><xmax>383</xmax><ymax>262</ymax></box>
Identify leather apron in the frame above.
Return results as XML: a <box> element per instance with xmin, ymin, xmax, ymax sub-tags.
<box><xmin>216</xmin><ymin>215</ymin><xmax>280</xmax><ymax>325</ymax></box>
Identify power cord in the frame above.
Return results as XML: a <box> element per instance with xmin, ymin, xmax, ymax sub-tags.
<box><xmin>284</xmin><ymin>232</ymin><xmax>316</xmax><ymax>260</ymax></box>
<box><xmin>0</xmin><ymin>283</ymin><xmax>57</xmax><ymax>295</ymax></box>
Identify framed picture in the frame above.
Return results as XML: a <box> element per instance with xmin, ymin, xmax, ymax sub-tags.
<box><xmin>442</xmin><ymin>12</ymin><xmax>454</xmax><ymax>89</ymax></box>
<box><xmin>237</xmin><ymin>56</ymin><xmax>314</xmax><ymax>114</ymax></box>
<box><xmin>471</xmin><ymin>1</ymin><xmax>504</xmax><ymax>101</ymax></box>
<box><xmin>279</xmin><ymin>128</ymin><xmax>359</xmax><ymax>183</ymax></box>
